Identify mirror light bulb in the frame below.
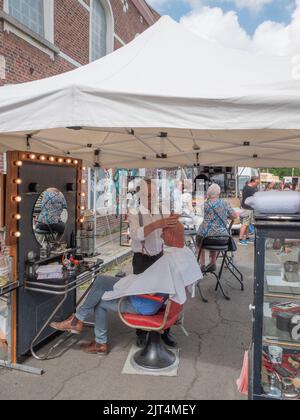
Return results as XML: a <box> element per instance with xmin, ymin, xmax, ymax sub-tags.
<box><xmin>14</xmin><ymin>196</ymin><xmax>22</xmax><ymax>203</ymax></box>
<box><xmin>14</xmin><ymin>232</ymin><xmax>21</xmax><ymax>238</ymax></box>
<box><xmin>15</xmin><ymin>161</ymin><xmax>23</xmax><ymax>167</ymax></box>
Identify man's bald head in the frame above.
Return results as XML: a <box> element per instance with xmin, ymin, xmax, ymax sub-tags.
<box><xmin>162</xmin><ymin>221</ymin><xmax>185</xmax><ymax>248</ymax></box>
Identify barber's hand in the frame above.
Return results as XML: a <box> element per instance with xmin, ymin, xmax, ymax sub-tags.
<box><xmin>156</xmin><ymin>216</ymin><xmax>179</xmax><ymax>229</ymax></box>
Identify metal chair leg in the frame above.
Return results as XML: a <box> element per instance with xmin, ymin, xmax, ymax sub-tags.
<box><xmin>197</xmin><ymin>282</ymin><xmax>208</xmax><ymax>303</ymax></box>
<box><xmin>224</xmin><ymin>254</ymin><xmax>244</xmax><ymax>291</ymax></box>
<box><xmin>214</xmin><ymin>254</ymin><xmax>230</xmax><ymax>301</ymax></box>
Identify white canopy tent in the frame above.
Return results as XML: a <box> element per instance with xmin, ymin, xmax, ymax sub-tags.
<box><xmin>0</xmin><ymin>16</ymin><xmax>299</xmax><ymax>168</ymax></box>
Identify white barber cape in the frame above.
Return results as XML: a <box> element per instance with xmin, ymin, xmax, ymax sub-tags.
<box><xmin>102</xmin><ymin>247</ymin><xmax>203</xmax><ymax>305</ymax></box>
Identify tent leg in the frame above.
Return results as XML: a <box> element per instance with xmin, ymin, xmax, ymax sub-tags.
<box><xmin>0</xmin><ymin>360</ymin><xmax>43</xmax><ymax>375</ymax></box>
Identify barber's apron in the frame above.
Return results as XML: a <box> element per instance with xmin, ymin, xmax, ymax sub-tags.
<box><xmin>132</xmin><ymin>209</ymin><xmax>164</xmax><ymax>275</ymax></box>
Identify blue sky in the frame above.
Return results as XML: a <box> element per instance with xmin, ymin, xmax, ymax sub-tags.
<box><xmin>147</xmin><ymin>0</ymin><xmax>300</xmax><ymax>56</ymax></box>
<box><xmin>148</xmin><ymin>0</ymin><xmax>296</xmax><ymax>35</ymax></box>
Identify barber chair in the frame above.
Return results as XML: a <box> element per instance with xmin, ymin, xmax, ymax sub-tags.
<box><xmin>197</xmin><ymin>236</ymin><xmax>244</xmax><ymax>301</ymax></box>
<box><xmin>118</xmin><ymin>296</ymin><xmax>182</xmax><ymax>370</ymax></box>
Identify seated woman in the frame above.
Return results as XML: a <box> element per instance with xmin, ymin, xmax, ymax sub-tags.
<box><xmin>50</xmin><ymin>222</ymin><xmax>202</xmax><ymax>355</ymax></box>
<box><xmin>36</xmin><ymin>188</ymin><xmax>67</xmax><ymax>236</ymax></box>
<box><xmin>196</xmin><ymin>184</ymin><xmax>238</xmax><ymax>273</ymax></box>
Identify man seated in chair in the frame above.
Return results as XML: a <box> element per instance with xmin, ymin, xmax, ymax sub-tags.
<box><xmin>50</xmin><ymin>222</ymin><xmax>202</xmax><ymax>355</ymax></box>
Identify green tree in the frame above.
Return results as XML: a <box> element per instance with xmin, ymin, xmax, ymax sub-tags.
<box><xmin>261</xmin><ymin>168</ymin><xmax>300</xmax><ymax>178</ymax></box>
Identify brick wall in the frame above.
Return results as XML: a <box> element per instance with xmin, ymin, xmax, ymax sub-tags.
<box><xmin>55</xmin><ymin>0</ymin><xmax>90</xmax><ymax>65</ymax></box>
<box><xmin>0</xmin><ymin>29</ymin><xmax>74</xmax><ymax>85</ymax></box>
<box><xmin>112</xmin><ymin>0</ymin><xmax>152</xmax><ymax>45</ymax></box>
<box><xmin>0</xmin><ymin>1</ymin><xmax>159</xmax><ymax>87</ymax></box>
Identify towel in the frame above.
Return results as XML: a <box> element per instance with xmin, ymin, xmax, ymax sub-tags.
<box><xmin>236</xmin><ymin>351</ymin><xmax>249</xmax><ymax>396</ymax></box>
<box><xmin>103</xmin><ymin>247</ymin><xmax>203</xmax><ymax>305</ymax></box>
<box><xmin>37</xmin><ymin>264</ymin><xmax>63</xmax><ymax>280</ymax></box>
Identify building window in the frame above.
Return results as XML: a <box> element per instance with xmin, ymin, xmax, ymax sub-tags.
<box><xmin>8</xmin><ymin>0</ymin><xmax>44</xmax><ymax>37</ymax></box>
<box><xmin>91</xmin><ymin>0</ymin><xmax>107</xmax><ymax>61</ymax></box>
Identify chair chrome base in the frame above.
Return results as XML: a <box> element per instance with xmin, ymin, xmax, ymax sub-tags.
<box><xmin>134</xmin><ymin>331</ymin><xmax>176</xmax><ymax>370</ymax></box>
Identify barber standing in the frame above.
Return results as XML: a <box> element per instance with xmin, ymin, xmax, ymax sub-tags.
<box><xmin>128</xmin><ymin>178</ymin><xmax>178</xmax><ymax>348</ymax></box>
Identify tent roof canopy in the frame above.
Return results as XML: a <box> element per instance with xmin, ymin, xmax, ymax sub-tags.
<box><xmin>0</xmin><ymin>16</ymin><xmax>299</xmax><ymax>168</ymax></box>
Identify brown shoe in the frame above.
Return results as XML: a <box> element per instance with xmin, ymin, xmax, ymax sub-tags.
<box><xmin>50</xmin><ymin>314</ymin><xmax>83</xmax><ymax>334</ymax></box>
<box><xmin>80</xmin><ymin>341</ymin><xmax>108</xmax><ymax>355</ymax></box>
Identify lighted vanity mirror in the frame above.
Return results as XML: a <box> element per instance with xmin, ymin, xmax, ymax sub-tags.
<box><xmin>32</xmin><ymin>188</ymin><xmax>68</xmax><ymax>246</ymax></box>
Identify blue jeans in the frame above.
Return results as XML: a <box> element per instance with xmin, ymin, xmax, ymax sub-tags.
<box><xmin>76</xmin><ymin>275</ymin><xmax>138</xmax><ymax>344</ymax></box>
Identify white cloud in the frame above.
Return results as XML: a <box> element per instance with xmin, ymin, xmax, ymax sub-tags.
<box><xmin>147</xmin><ymin>0</ymin><xmax>300</xmax><ymax>56</ymax></box>
<box><xmin>148</xmin><ymin>0</ymin><xmax>275</xmax><ymax>11</ymax></box>
<box><xmin>180</xmin><ymin>7</ymin><xmax>251</xmax><ymax>50</ymax></box>
<box><xmin>180</xmin><ymin>1</ymin><xmax>300</xmax><ymax>56</ymax></box>
<box><xmin>252</xmin><ymin>2</ymin><xmax>300</xmax><ymax>55</ymax></box>
<box><xmin>219</xmin><ymin>0</ymin><xmax>274</xmax><ymax>11</ymax></box>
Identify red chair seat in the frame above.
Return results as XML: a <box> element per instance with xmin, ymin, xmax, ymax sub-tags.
<box><xmin>122</xmin><ymin>301</ymin><xmax>183</xmax><ymax>331</ymax></box>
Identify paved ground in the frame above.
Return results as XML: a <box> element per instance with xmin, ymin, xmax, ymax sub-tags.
<box><xmin>0</xmin><ymin>243</ymin><xmax>254</xmax><ymax>400</ymax></box>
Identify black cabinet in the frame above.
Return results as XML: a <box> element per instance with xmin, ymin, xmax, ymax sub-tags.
<box><xmin>250</xmin><ymin>214</ymin><xmax>300</xmax><ymax>400</ymax></box>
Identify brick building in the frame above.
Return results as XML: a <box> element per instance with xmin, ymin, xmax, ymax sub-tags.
<box><xmin>0</xmin><ymin>0</ymin><xmax>159</xmax><ymax>85</ymax></box>
<box><xmin>0</xmin><ymin>0</ymin><xmax>159</xmax><ymax>235</ymax></box>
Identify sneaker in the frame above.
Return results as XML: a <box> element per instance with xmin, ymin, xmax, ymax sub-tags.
<box><xmin>239</xmin><ymin>239</ymin><xmax>248</xmax><ymax>246</ymax></box>
<box><xmin>246</xmin><ymin>237</ymin><xmax>255</xmax><ymax>244</ymax></box>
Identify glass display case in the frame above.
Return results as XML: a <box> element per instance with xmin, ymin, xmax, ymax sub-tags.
<box><xmin>250</xmin><ymin>214</ymin><xmax>300</xmax><ymax>400</ymax></box>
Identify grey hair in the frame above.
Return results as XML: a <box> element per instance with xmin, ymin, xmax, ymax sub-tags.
<box><xmin>207</xmin><ymin>183</ymin><xmax>221</xmax><ymax>199</ymax></box>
